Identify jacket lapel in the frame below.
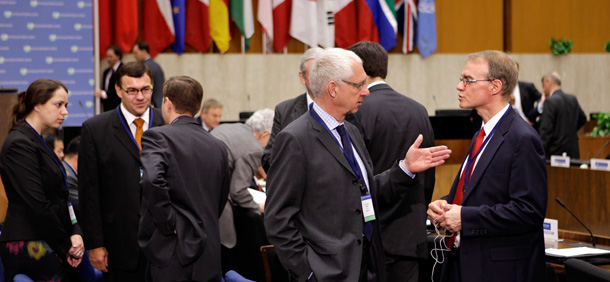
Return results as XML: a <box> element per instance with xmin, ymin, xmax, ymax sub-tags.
<box><xmin>308</xmin><ymin>114</ymin><xmax>357</xmax><ymax>177</ymax></box>
<box><xmin>462</xmin><ymin>108</ymin><xmax>515</xmax><ymax>202</ymax></box>
<box><xmin>113</xmin><ymin>109</ymin><xmax>143</xmax><ymax>161</ymax></box>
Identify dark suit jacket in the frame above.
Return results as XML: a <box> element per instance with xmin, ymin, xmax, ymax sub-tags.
<box><xmin>262</xmin><ymin>93</ymin><xmax>308</xmax><ymax>172</ymax></box>
<box><xmin>539</xmin><ymin>90</ymin><xmax>587</xmax><ymax>159</ymax></box>
<box><xmin>101</xmin><ymin>62</ymin><xmax>123</xmax><ymax>112</ymax></box>
<box><xmin>78</xmin><ymin>107</ymin><xmax>164</xmax><ymax>271</ymax></box>
<box><xmin>264</xmin><ymin>112</ymin><xmax>417</xmax><ymax>282</ymax></box>
<box><xmin>0</xmin><ymin>123</ymin><xmax>81</xmax><ymax>258</ymax></box>
<box><xmin>517</xmin><ymin>81</ymin><xmax>542</xmax><ymax>122</ymax></box>
<box><xmin>442</xmin><ymin>107</ymin><xmax>547</xmax><ymax>282</ymax></box>
<box><xmin>357</xmin><ymin>83</ymin><xmax>435</xmax><ymax>259</ymax></box>
<box><xmin>138</xmin><ymin>117</ymin><xmax>229</xmax><ymax>281</ymax></box>
<box><xmin>144</xmin><ymin>58</ymin><xmax>165</xmax><ymax>108</ymax></box>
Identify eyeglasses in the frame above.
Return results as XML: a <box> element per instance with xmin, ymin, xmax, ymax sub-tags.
<box><xmin>341</xmin><ymin>78</ymin><xmax>368</xmax><ymax>90</ymax></box>
<box><xmin>459</xmin><ymin>77</ymin><xmax>494</xmax><ymax>86</ymax></box>
<box><xmin>120</xmin><ymin>85</ymin><xmax>153</xmax><ymax>96</ymax></box>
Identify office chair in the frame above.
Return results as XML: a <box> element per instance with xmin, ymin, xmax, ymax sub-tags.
<box><xmin>564</xmin><ymin>258</ymin><xmax>610</xmax><ymax>282</ymax></box>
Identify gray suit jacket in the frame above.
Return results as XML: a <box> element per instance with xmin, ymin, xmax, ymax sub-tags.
<box><xmin>144</xmin><ymin>57</ymin><xmax>165</xmax><ymax>108</ymax></box>
<box><xmin>539</xmin><ymin>90</ymin><xmax>587</xmax><ymax>159</ymax></box>
<box><xmin>264</xmin><ymin>112</ymin><xmax>417</xmax><ymax>282</ymax></box>
<box><xmin>138</xmin><ymin>117</ymin><xmax>229</xmax><ymax>281</ymax></box>
<box><xmin>211</xmin><ymin>123</ymin><xmax>263</xmax><ymax>248</ymax></box>
<box><xmin>356</xmin><ymin>83</ymin><xmax>434</xmax><ymax>259</ymax></box>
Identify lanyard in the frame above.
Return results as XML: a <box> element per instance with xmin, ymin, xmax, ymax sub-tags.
<box><xmin>463</xmin><ymin>108</ymin><xmax>510</xmax><ymax>186</ymax></box>
<box><xmin>309</xmin><ymin>104</ymin><xmax>368</xmax><ymax>194</ymax></box>
<box><xmin>116</xmin><ymin>106</ymin><xmax>153</xmax><ymax>151</ymax></box>
<box><xmin>24</xmin><ymin>121</ymin><xmax>69</xmax><ymax>194</ymax></box>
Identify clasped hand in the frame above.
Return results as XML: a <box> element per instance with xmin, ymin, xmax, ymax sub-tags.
<box><xmin>427</xmin><ymin>200</ymin><xmax>462</xmax><ymax>234</ymax></box>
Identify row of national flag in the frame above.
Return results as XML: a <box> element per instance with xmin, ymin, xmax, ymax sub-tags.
<box><xmin>99</xmin><ymin>0</ymin><xmax>436</xmax><ymax>58</ymax></box>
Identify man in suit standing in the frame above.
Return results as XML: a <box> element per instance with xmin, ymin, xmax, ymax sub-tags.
<box><xmin>212</xmin><ymin>108</ymin><xmax>273</xmax><ymax>281</ymax></box>
<box><xmin>261</xmin><ymin>47</ymin><xmax>323</xmax><ymax>172</ymax></box>
<box><xmin>196</xmin><ymin>98</ymin><xmax>223</xmax><ymax>132</ymax></box>
<box><xmin>95</xmin><ymin>45</ymin><xmax>123</xmax><ymax>112</ymax></box>
<box><xmin>132</xmin><ymin>42</ymin><xmax>165</xmax><ymax>108</ymax></box>
<box><xmin>348</xmin><ymin>41</ymin><xmax>435</xmax><ymax>282</ymax></box>
<box><xmin>427</xmin><ymin>50</ymin><xmax>547</xmax><ymax>282</ymax></box>
<box><xmin>265</xmin><ymin>48</ymin><xmax>451</xmax><ymax>282</ymax></box>
<box><xmin>139</xmin><ymin>76</ymin><xmax>230</xmax><ymax>282</ymax></box>
<box><xmin>509</xmin><ymin>63</ymin><xmax>542</xmax><ymax>124</ymax></box>
<box><xmin>79</xmin><ymin>62</ymin><xmax>165</xmax><ymax>281</ymax></box>
<box><xmin>539</xmin><ymin>72</ymin><xmax>587</xmax><ymax>159</ymax></box>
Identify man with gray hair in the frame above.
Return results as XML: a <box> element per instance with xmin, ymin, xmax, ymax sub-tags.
<box><xmin>539</xmin><ymin>72</ymin><xmax>586</xmax><ymax>159</ymax></box>
<box><xmin>428</xmin><ymin>51</ymin><xmax>547</xmax><ymax>282</ymax></box>
<box><xmin>212</xmin><ymin>109</ymin><xmax>274</xmax><ymax>281</ymax></box>
<box><xmin>265</xmin><ymin>48</ymin><xmax>451</xmax><ymax>281</ymax></box>
<box><xmin>261</xmin><ymin>47</ymin><xmax>324</xmax><ymax>171</ymax></box>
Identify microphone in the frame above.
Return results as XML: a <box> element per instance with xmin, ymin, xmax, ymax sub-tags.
<box><xmin>592</xmin><ymin>140</ymin><xmax>610</xmax><ymax>159</ymax></box>
<box><xmin>79</xmin><ymin>100</ymin><xmax>91</xmax><ymax>118</ymax></box>
<box><xmin>432</xmin><ymin>95</ymin><xmax>439</xmax><ymax>111</ymax></box>
<box><xmin>555</xmin><ymin>197</ymin><xmax>596</xmax><ymax>247</ymax></box>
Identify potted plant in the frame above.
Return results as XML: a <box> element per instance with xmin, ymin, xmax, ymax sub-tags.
<box><xmin>549</xmin><ymin>38</ymin><xmax>573</xmax><ymax>55</ymax></box>
<box><xmin>590</xmin><ymin>112</ymin><xmax>610</xmax><ymax>137</ymax></box>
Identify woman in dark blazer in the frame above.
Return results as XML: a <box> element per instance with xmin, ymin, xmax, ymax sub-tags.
<box><xmin>0</xmin><ymin>79</ymin><xmax>84</xmax><ymax>281</ymax></box>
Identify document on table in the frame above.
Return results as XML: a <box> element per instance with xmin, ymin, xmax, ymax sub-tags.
<box><xmin>546</xmin><ymin>247</ymin><xmax>610</xmax><ymax>257</ymax></box>
<box><xmin>248</xmin><ymin>188</ymin><xmax>266</xmax><ymax>204</ymax></box>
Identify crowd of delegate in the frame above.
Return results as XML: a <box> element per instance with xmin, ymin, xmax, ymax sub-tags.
<box><xmin>0</xmin><ymin>40</ymin><xmax>588</xmax><ymax>282</ymax></box>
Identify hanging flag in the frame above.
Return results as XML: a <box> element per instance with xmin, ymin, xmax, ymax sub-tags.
<box><xmin>362</xmin><ymin>0</ymin><xmax>397</xmax><ymax>51</ymax></box>
<box><xmin>316</xmin><ymin>0</ymin><xmax>334</xmax><ymax>48</ymax></box>
<box><xmin>258</xmin><ymin>0</ymin><xmax>274</xmax><ymax>52</ymax></box>
<box><xmin>272</xmin><ymin>0</ymin><xmax>291</xmax><ymax>51</ymax></box>
<box><xmin>210</xmin><ymin>0</ymin><xmax>231</xmax><ymax>52</ymax></box>
<box><xmin>98</xmin><ymin>0</ymin><xmax>111</xmax><ymax>59</ymax></box>
<box><xmin>416</xmin><ymin>0</ymin><xmax>436</xmax><ymax>58</ymax></box>
<box><xmin>357</xmin><ymin>0</ymin><xmax>379</xmax><ymax>43</ymax></box>
<box><xmin>170</xmin><ymin>0</ymin><xmax>186</xmax><ymax>54</ymax></box>
<box><xmin>334</xmin><ymin>0</ymin><xmax>357</xmax><ymax>48</ymax></box>
<box><xmin>230</xmin><ymin>0</ymin><xmax>254</xmax><ymax>51</ymax></box>
<box><xmin>115</xmin><ymin>0</ymin><xmax>139</xmax><ymax>53</ymax></box>
<box><xmin>395</xmin><ymin>0</ymin><xmax>417</xmax><ymax>54</ymax></box>
<box><xmin>186</xmin><ymin>0</ymin><xmax>211</xmax><ymax>52</ymax></box>
<box><xmin>290</xmin><ymin>0</ymin><xmax>317</xmax><ymax>47</ymax></box>
<box><xmin>143</xmin><ymin>0</ymin><xmax>176</xmax><ymax>57</ymax></box>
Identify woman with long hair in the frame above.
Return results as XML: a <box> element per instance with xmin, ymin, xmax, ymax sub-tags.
<box><xmin>0</xmin><ymin>79</ymin><xmax>84</xmax><ymax>281</ymax></box>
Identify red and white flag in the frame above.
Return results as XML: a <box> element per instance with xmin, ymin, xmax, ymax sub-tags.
<box><xmin>115</xmin><ymin>0</ymin><xmax>139</xmax><ymax>53</ymax></box>
<box><xmin>143</xmin><ymin>0</ymin><xmax>175</xmax><ymax>57</ymax></box>
<box><xmin>272</xmin><ymin>0</ymin><xmax>291</xmax><ymax>51</ymax></box>
<box><xmin>186</xmin><ymin>0</ymin><xmax>211</xmax><ymax>52</ymax></box>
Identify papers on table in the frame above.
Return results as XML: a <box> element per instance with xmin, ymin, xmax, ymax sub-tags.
<box><xmin>545</xmin><ymin>247</ymin><xmax>610</xmax><ymax>258</ymax></box>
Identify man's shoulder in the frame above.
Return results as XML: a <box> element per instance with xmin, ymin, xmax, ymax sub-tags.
<box><xmin>276</xmin><ymin>93</ymin><xmax>307</xmax><ymax>110</ymax></box>
<box><xmin>83</xmin><ymin>109</ymin><xmax>117</xmax><ymax>127</ymax></box>
<box><xmin>365</xmin><ymin>85</ymin><xmax>427</xmax><ymax>112</ymax></box>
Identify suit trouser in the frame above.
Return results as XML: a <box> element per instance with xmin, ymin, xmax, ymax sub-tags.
<box><xmin>104</xmin><ymin>250</ymin><xmax>147</xmax><ymax>282</ymax></box>
<box><xmin>146</xmin><ymin>254</ymin><xmax>194</xmax><ymax>282</ymax></box>
<box><xmin>385</xmin><ymin>254</ymin><xmax>419</xmax><ymax>282</ymax></box>
<box><xmin>440</xmin><ymin>248</ymin><xmax>461</xmax><ymax>282</ymax></box>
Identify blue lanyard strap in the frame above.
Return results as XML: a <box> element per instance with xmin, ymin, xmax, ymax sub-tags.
<box><xmin>308</xmin><ymin>104</ymin><xmax>368</xmax><ymax>194</ymax></box>
<box><xmin>116</xmin><ymin>106</ymin><xmax>154</xmax><ymax>152</ymax></box>
<box><xmin>463</xmin><ymin>108</ymin><xmax>510</xmax><ymax>186</ymax></box>
<box><xmin>24</xmin><ymin>121</ymin><xmax>70</xmax><ymax>194</ymax></box>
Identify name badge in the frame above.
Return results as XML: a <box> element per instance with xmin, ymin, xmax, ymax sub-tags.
<box><xmin>361</xmin><ymin>194</ymin><xmax>376</xmax><ymax>222</ymax></box>
<box><xmin>68</xmin><ymin>202</ymin><xmax>77</xmax><ymax>225</ymax></box>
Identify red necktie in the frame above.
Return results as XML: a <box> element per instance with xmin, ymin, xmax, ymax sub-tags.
<box><xmin>446</xmin><ymin>128</ymin><xmax>486</xmax><ymax>248</ymax></box>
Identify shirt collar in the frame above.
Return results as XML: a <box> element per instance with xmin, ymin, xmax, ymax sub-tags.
<box><xmin>120</xmin><ymin>103</ymin><xmax>150</xmax><ymax>126</ymax></box>
<box><xmin>481</xmin><ymin>104</ymin><xmax>510</xmax><ymax>136</ymax></box>
<box><xmin>112</xmin><ymin>61</ymin><xmax>121</xmax><ymax>72</ymax></box>
<box><xmin>367</xmin><ymin>80</ymin><xmax>387</xmax><ymax>89</ymax></box>
<box><xmin>306</xmin><ymin>92</ymin><xmax>314</xmax><ymax>107</ymax></box>
<box><xmin>312</xmin><ymin>102</ymin><xmax>342</xmax><ymax>131</ymax></box>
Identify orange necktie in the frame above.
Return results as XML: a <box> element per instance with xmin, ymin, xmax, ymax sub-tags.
<box><xmin>133</xmin><ymin>118</ymin><xmax>144</xmax><ymax>150</ymax></box>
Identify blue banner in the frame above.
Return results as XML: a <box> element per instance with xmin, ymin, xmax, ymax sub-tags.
<box><xmin>0</xmin><ymin>0</ymin><xmax>95</xmax><ymax>126</ymax></box>
<box><xmin>416</xmin><ymin>0</ymin><xmax>437</xmax><ymax>58</ymax></box>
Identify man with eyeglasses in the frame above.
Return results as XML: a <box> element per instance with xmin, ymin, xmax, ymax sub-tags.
<box><xmin>349</xmin><ymin>41</ymin><xmax>435</xmax><ymax>282</ymax></box>
<box><xmin>264</xmin><ymin>48</ymin><xmax>451</xmax><ymax>282</ymax></box>
<box><xmin>78</xmin><ymin>61</ymin><xmax>165</xmax><ymax>281</ymax></box>
<box><xmin>427</xmin><ymin>51</ymin><xmax>547</xmax><ymax>282</ymax></box>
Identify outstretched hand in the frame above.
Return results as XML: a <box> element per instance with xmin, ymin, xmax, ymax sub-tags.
<box><xmin>402</xmin><ymin>135</ymin><xmax>451</xmax><ymax>173</ymax></box>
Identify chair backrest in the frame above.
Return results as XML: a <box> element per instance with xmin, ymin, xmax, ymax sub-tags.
<box><xmin>564</xmin><ymin>258</ymin><xmax>610</xmax><ymax>282</ymax></box>
<box><xmin>260</xmin><ymin>245</ymin><xmax>289</xmax><ymax>282</ymax></box>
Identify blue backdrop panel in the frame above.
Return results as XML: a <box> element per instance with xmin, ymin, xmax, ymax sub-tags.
<box><xmin>0</xmin><ymin>0</ymin><xmax>95</xmax><ymax>126</ymax></box>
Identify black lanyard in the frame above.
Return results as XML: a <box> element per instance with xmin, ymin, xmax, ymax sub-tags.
<box><xmin>309</xmin><ymin>104</ymin><xmax>368</xmax><ymax>195</ymax></box>
<box><xmin>116</xmin><ymin>106</ymin><xmax>153</xmax><ymax>151</ymax></box>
